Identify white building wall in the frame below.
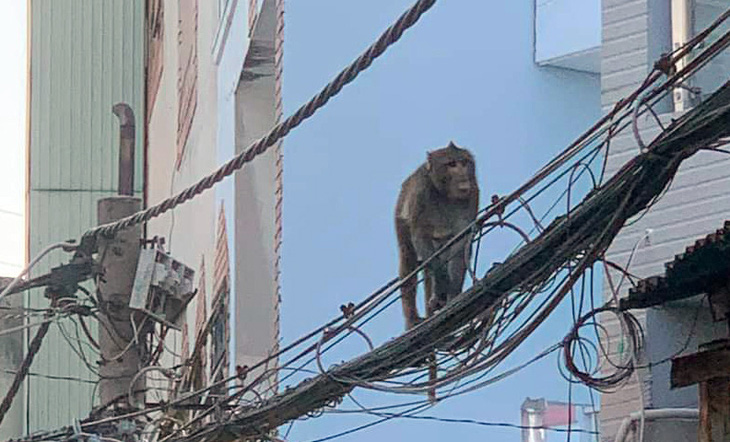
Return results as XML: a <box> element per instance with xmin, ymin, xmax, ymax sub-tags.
<box><xmin>214</xmin><ymin>0</ymin><xmax>251</xmax><ymax>380</ymax></box>
<box><xmin>146</xmin><ymin>0</ymin><xmax>220</xmax><ymax>370</ymax></box>
<box><xmin>0</xmin><ymin>0</ymin><xmax>26</xmax><ymax>279</ymax></box>
<box><xmin>216</xmin><ymin>0</ymin><xmax>283</xmax><ymax>394</ymax></box>
<box><xmin>148</xmin><ymin>0</ymin><xmax>281</xmax><ymax>396</ymax></box>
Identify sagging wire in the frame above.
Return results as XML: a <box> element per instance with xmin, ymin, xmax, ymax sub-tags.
<box><xmin>56</xmin><ymin>320</ymin><xmax>102</xmax><ymax>376</ymax></box>
<box><xmin>128</xmin><ymin>366</ymin><xmax>182</xmax><ymax>408</ymax></box>
<box><xmin>562</xmin><ymin>306</ymin><xmax>643</xmax><ymax>392</ymax></box>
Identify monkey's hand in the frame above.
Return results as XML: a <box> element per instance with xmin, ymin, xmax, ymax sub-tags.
<box><xmin>428</xmin><ymin>296</ymin><xmax>447</xmax><ymax>314</ymax></box>
<box><xmin>405</xmin><ymin>315</ymin><xmax>424</xmax><ymax>331</ymax></box>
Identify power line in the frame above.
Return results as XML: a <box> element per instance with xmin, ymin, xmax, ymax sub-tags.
<box><xmin>340</xmin><ymin>412</ymin><xmax>600</xmax><ymax>436</ymax></box>
<box><xmin>305</xmin><ymin>403</ymin><xmax>431</xmax><ymax>442</ymax></box>
<box><xmin>2</xmin><ymin>369</ymin><xmax>96</xmax><ymax>385</ymax></box>
<box><xmin>0</xmin><ymin>208</ymin><xmax>22</xmax><ymax>217</ymax></box>
<box><xmin>308</xmin><ymin>406</ymin><xmax>599</xmax><ymax>442</ymax></box>
<box><xmin>172</xmin><ymin>73</ymin><xmax>730</xmax><ymax>441</ymax></box>
<box><xmin>12</xmin><ymin>5</ymin><xmax>730</xmax><ymax>442</ymax></box>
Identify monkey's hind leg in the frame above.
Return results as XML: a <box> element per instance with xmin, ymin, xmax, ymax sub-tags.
<box><xmin>426</xmin><ymin>257</ymin><xmax>449</xmax><ymax>315</ymax></box>
<box><xmin>424</xmin><ymin>268</ymin><xmax>435</xmax><ymax>317</ymax></box>
<box><xmin>399</xmin><ymin>253</ymin><xmax>422</xmax><ymax>331</ymax></box>
<box><xmin>423</xmin><ymin>268</ymin><xmax>438</xmax><ymax>403</ymax></box>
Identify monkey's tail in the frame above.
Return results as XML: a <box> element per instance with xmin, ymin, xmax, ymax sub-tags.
<box><xmin>427</xmin><ymin>352</ymin><xmax>437</xmax><ymax>404</ymax></box>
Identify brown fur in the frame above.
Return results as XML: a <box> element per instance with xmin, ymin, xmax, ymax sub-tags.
<box><xmin>395</xmin><ymin>142</ymin><xmax>479</xmax><ymax>331</ymax></box>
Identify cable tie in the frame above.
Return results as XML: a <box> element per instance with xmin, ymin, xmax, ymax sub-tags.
<box><xmin>322</xmin><ymin>327</ymin><xmax>337</xmax><ymax>341</ymax></box>
<box><xmin>236</xmin><ymin>364</ymin><xmax>249</xmax><ymax>381</ymax></box>
<box><xmin>654</xmin><ymin>52</ymin><xmax>676</xmax><ymax>76</ymax></box>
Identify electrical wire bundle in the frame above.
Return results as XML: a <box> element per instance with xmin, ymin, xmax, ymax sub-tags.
<box><xmin>10</xmin><ymin>3</ymin><xmax>730</xmax><ymax>442</ymax></box>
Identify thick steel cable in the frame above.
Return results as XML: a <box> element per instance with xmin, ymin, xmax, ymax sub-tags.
<box><xmin>83</xmin><ymin>0</ymin><xmax>437</xmax><ymax>241</ymax></box>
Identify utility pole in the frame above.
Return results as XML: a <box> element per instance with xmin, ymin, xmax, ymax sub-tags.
<box><xmin>97</xmin><ymin>103</ymin><xmax>144</xmax><ymax>411</ymax></box>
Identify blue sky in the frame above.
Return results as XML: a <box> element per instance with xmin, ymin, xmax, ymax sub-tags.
<box><xmin>0</xmin><ymin>0</ymin><xmax>26</xmax><ymax>278</ymax></box>
<box><xmin>280</xmin><ymin>1</ymin><xmax>601</xmax><ymax>441</ymax></box>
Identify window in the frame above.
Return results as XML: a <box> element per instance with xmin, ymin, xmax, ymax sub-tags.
<box><xmin>210</xmin><ymin>300</ymin><xmax>227</xmax><ymax>377</ymax></box>
<box><xmin>147</xmin><ymin>0</ymin><xmax>164</xmax><ymax>116</ymax></box>
<box><xmin>692</xmin><ymin>1</ymin><xmax>730</xmax><ymax>100</ymax></box>
<box><xmin>672</xmin><ymin>0</ymin><xmax>730</xmax><ymax>110</ymax></box>
<box><xmin>209</xmin><ymin>204</ymin><xmax>231</xmax><ymax>396</ymax></box>
<box><xmin>177</xmin><ymin>0</ymin><xmax>199</xmax><ymax>168</ymax></box>
<box><xmin>208</xmin><ymin>284</ymin><xmax>229</xmax><ymax>397</ymax></box>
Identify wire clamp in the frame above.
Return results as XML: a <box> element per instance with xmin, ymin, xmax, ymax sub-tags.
<box><xmin>654</xmin><ymin>52</ymin><xmax>676</xmax><ymax>76</ymax></box>
<box><xmin>236</xmin><ymin>364</ymin><xmax>249</xmax><ymax>381</ymax></box>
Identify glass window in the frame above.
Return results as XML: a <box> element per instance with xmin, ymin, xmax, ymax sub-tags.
<box><xmin>673</xmin><ymin>0</ymin><xmax>730</xmax><ymax>110</ymax></box>
<box><xmin>693</xmin><ymin>0</ymin><xmax>730</xmax><ymax>101</ymax></box>
<box><xmin>210</xmin><ymin>301</ymin><xmax>226</xmax><ymax>371</ymax></box>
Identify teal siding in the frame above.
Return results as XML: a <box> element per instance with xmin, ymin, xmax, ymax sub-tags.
<box><xmin>28</xmin><ymin>0</ymin><xmax>144</xmax><ymax>433</ymax></box>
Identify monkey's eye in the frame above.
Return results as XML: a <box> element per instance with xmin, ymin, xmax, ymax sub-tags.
<box><xmin>447</xmin><ymin>161</ymin><xmax>457</xmax><ymax>168</ymax></box>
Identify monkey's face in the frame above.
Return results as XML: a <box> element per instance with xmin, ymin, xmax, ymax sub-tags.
<box><xmin>443</xmin><ymin>157</ymin><xmax>475</xmax><ymax>199</ymax></box>
<box><xmin>427</xmin><ymin>144</ymin><xmax>477</xmax><ymax>200</ymax></box>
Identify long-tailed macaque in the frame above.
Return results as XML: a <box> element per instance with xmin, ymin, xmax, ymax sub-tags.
<box><xmin>395</xmin><ymin>142</ymin><xmax>479</xmax><ymax>331</ymax></box>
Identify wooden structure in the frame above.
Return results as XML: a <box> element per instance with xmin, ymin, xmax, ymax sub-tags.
<box><xmin>672</xmin><ymin>340</ymin><xmax>730</xmax><ymax>441</ymax></box>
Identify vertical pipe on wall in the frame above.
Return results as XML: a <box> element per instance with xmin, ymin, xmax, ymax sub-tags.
<box><xmin>672</xmin><ymin>0</ymin><xmax>693</xmax><ymax>111</ymax></box>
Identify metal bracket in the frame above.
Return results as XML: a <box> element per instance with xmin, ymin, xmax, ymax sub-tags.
<box><xmin>130</xmin><ymin>247</ymin><xmax>195</xmax><ymax>328</ymax></box>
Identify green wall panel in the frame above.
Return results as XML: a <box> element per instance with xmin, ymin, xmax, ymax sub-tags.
<box><xmin>28</xmin><ymin>0</ymin><xmax>144</xmax><ymax>433</ymax></box>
